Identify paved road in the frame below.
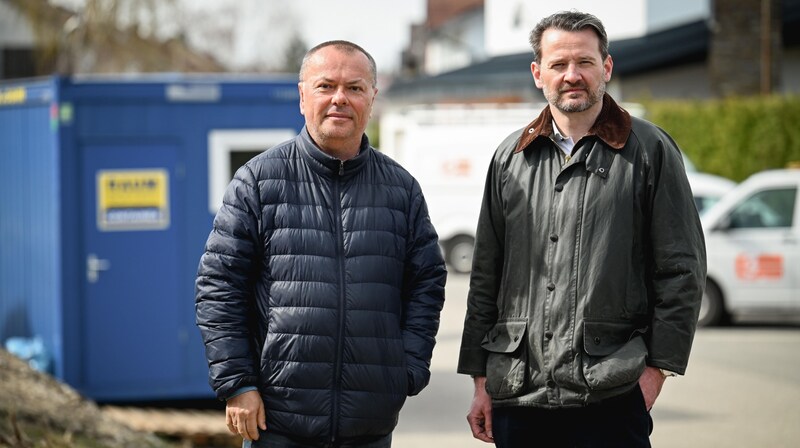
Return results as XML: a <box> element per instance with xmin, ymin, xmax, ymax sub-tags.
<box><xmin>393</xmin><ymin>273</ymin><xmax>800</xmax><ymax>448</ymax></box>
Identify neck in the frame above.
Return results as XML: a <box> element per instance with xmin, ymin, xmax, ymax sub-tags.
<box><xmin>320</xmin><ymin>144</ymin><xmax>360</xmax><ymax>161</ymax></box>
<box><xmin>550</xmin><ymin>99</ymin><xmax>604</xmax><ymax>141</ymax></box>
<box><xmin>311</xmin><ymin>135</ymin><xmax>362</xmax><ymax>161</ymax></box>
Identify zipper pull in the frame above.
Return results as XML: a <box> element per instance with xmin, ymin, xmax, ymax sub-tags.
<box><xmin>338</xmin><ymin>160</ymin><xmax>345</xmax><ymax>176</ymax></box>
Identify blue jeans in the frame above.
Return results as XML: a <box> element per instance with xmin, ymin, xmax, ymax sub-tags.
<box><xmin>491</xmin><ymin>385</ymin><xmax>652</xmax><ymax>448</ymax></box>
<box><xmin>244</xmin><ymin>432</ymin><xmax>392</xmax><ymax>448</ymax></box>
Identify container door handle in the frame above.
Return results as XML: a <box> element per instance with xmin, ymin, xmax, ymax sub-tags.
<box><xmin>87</xmin><ymin>254</ymin><xmax>111</xmax><ymax>283</ymax></box>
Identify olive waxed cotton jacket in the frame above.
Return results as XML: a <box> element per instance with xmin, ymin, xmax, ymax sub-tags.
<box><xmin>196</xmin><ymin>128</ymin><xmax>446</xmax><ymax>441</ymax></box>
<box><xmin>457</xmin><ymin>94</ymin><xmax>706</xmax><ymax>408</ymax></box>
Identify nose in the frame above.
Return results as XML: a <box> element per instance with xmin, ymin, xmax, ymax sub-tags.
<box><xmin>331</xmin><ymin>86</ymin><xmax>348</xmax><ymax>105</ymax></box>
<box><xmin>564</xmin><ymin>64</ymin><xmax>581</xmax><ymax>83</ymax></box>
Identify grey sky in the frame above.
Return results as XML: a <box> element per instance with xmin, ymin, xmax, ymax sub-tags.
<box><xmin>51</xmin><ymin>0</ymin><xmax>426</xmax><ymax>73</ymax></box>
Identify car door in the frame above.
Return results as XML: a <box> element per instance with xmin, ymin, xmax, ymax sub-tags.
<box><xmin>706</xmin><ymin>182</ymin><xmax>799</xmax><ymax>312</ymax></box>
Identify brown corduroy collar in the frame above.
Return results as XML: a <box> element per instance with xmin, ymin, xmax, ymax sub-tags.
<box><xmin>514</xmin><ymin>93</ymin><xmax>632</xmax><ymax>153</ymax></box>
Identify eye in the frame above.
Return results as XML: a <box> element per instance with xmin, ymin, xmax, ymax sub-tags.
<box><xmin>349</xmin><ymin>86</ymin><xmax>364</xmax><ymax>92</ymax></box>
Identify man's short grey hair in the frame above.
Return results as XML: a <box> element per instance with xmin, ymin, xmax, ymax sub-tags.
<box><xmin>299</xmin><ymin>40</ymin><xmax>377</xmax><ymax>87</ymax></box>
<box><xmin>529</xmin><ymin>10</ymin><xmax>609</xmax><ymax>63</ymax></box>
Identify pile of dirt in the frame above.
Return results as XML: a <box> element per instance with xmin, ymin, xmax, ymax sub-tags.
<box><xmin>0</xmin><ymin>348</ymin><xmax>174</xmax><ymax>448</ymax></box>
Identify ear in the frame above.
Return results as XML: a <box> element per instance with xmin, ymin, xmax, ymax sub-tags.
<box><xmin>531</xmin><ymin>62</ymin><xmax>543</xmax><ymax>89</ymax></box>
<box><xmin>298</xmin><ymin>82</ymin><xmax>306</xmax><ymax>116</ymax></box>
<box><xmin>603</xmin><ymin>55</ymin><xmax>613</xmax><ymax>82</ymax></box>
<box><xmin>368</xmin><ymin>87</ymin><xmax>378</xmax><ymax>117</ymax></box>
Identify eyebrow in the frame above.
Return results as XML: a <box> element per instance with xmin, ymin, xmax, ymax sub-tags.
<box><xmin>314</xmin><ymin>77</ymin><xmax>368</xmax><ymax>85</ymax></box>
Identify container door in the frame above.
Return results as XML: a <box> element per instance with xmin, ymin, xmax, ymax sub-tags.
<box><xmin>81</xmin><ymin>142</ymin><xmax>184</xmax><ymax>398</ymax></box>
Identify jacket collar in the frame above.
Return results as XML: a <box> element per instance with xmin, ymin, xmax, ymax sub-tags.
<box><xmin>514</xmin><ymin>93</ymin><xmax>632</xmax><ymax>153</ymax></box>
<box><xmin>297</xmin><ymin>126</ymin><xmax>371</xmax><ymax>178</ymax></box>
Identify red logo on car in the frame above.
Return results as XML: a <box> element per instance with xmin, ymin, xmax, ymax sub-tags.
<box><xmin>735</xmin><ymin>254</ymin><xmax>784</xmax><ymax>280</ymax></box>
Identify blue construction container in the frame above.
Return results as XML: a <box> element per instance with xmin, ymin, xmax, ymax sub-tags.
<box><xmin>0</xmin><ymin>75</ymin><xmax>305</xmax><ymax>401</ymax></box>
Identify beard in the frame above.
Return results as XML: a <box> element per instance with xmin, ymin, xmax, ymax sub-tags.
<box><xmin>545</xmin><ymin>79</ymin><xmax>606</xmax><ymax>113</ymax></box>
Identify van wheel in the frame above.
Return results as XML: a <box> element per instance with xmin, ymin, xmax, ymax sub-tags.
<box><xmin>698</xmin><ymin>280</ymin><xmax>728</xmax><ymax>327</ymax></box>
<box><xmin>446</xmin><ymin>235</ymin><xmax>474</xmax><ymax>274</ymax></box>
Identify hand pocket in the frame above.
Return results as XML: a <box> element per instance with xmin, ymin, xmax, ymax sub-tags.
<box><xmin>581</xmin><ymin>319</ymin><xmax>648</xmax><ymax>390</ymax></box>
<box><xmin>481</xmin><ymin>319</ymin><xmax>528</xmax><ymax>399</ymax></box>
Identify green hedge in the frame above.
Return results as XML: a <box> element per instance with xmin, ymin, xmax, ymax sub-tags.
<box><xmin>643</xmin><ymin>95</ymin><xmax>800</xmax><ymax>182</ymax></box>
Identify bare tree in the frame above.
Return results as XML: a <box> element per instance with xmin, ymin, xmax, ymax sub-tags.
<box><xmin>281</xmin><ymin>32</ymin><xmax>307</xmax><ymax>74</ymax></box>
<box><xmin>11</xmin><ymin>0</ymin><xmax>225</xmax><ymax>74</ymax></box>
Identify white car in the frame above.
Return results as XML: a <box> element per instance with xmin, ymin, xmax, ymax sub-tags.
<box><xmin>699</xmin><ymin>168</ymin><xmax>800</xmax><ymax>326</ymax></box>
<box><xmin>687</xmin><ymin>171</ymin><xmax>737</xmax><ymax>215</ymax></box>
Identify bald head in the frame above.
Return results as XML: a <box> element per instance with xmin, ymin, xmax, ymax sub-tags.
<box><xmin>300</xmin><ymin>40</ymin><xmax>377</xmax><ymax>87</ymax></box>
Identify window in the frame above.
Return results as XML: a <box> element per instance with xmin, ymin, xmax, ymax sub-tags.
<box><xmin>728</xmin><ymin>188</ymin><xmax>796</xmax><ymax>229</ymax></box>
<box><xmin>207</xmin><ymin>129</ymin><xmax>296</xmax><ymax>214</ymax></box>
<box><xmin>694</xmin><ymin>195</ymin><xmax>723</xmax><ymax>215</ymax></box>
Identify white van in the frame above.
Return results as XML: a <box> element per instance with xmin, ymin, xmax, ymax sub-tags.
<box><xmin>699</xmin><ymin>168</ymin><xmax>800</xmax><ymax>326</ymax></box>
<box><xmin>379</xmin><ymin>103</ymin><xmax>733</xmax><ymax>274</ymax></box>
<box><xmin>380</xmin><ymin>104</ymin><xmax>543</xmax><ymax>273</ymax></box>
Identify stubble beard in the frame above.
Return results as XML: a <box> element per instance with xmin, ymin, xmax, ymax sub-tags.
<box><xmin>546</xmin><ymin>79</ymin><xmax>606</xmax><ymax>114</ymax></box>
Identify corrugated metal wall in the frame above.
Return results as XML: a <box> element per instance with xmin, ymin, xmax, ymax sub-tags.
<box><xmin>1</xmin><ymin>75</ymin><xmax>305</xmax><ymax>399</ymax></box>
<box><xmin>0</xmin><ymin>79</ymin><xmax>62</xmax><ymax>375</ymax></box>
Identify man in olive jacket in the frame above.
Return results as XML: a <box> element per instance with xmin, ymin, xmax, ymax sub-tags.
<box><xmin>458</xmin><ymin>11</ymin><xmax>706</xmax><ymax>447</ymax></box>
<box><xmin>196</xmin><ymin>41</ymin><xmax>446</xmax><ymax>447</ymax></box>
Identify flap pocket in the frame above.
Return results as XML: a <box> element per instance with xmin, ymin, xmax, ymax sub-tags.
<box><xmin>481</xmin><ymin>320</ymin><xmax>527</xmax><ymax>353</ymax></box>
<box><xmin>583</xmin><ymin>320</ymin><xmax>647</xmax><ymax>357</ymax></box>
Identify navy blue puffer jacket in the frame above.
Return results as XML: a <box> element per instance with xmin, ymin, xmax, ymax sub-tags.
<box><xmin>195</xmin><ymin>128</ymin><xmax>446</xmax><ymax>441</ymax></box>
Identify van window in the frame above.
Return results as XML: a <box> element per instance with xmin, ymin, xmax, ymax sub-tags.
<box><xmin>728</xmin><ymin>188</ymin><xmax>796</xmax><ymax>229</ymax></box>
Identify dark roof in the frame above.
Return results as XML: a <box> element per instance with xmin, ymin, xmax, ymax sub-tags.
<box><xmin>386</xmin><ymin>0</ymin><xmax>800</xmax><ymax>102</ymax></box>
<box><xmin>386</xmin><ymin>52</ymin><xmax>536</xmax><ymax>102</ymax></box>
<box><xmin>610</xmin><ymin>20</ymin><xmax>708</xmax><ymax>75</ymax></box>
<box><xmin>386</xmin><ymin>20</ymin><xmax>709</xmax><ymax>102</ymax></box>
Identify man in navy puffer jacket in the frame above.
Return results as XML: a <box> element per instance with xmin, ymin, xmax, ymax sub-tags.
<box><xmin>195</xmin><ymin>40</ymin><xmax>447</xmax><ymax>448</ymax></box>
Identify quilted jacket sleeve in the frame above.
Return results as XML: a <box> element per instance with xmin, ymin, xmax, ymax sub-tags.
<box><xmin>402</xmin><ymin>182</ymin><xmax>447</xmax><ymax>396</ymax></box>
<box><xmin>195</xmin><ymin>164</ymin><xmax>262</xmax><ymax>400</ymax></box>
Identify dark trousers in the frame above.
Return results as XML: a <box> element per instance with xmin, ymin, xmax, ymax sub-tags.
<box><xmin>492</xmin><ymin>385</ymin><xmax>653</xmax><ymax>448</ymax></box>
<box><xmin>245</xmin><ymin>432</ymin><xmax>392</xmax><ymax>448</ymax></box>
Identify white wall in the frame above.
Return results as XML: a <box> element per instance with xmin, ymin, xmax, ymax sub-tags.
<box><xmin>485</xmin><ymin>0</ymin><xmax>708</xmax><ymax>57</ymax></box>
<box><xmin>425</xmin><ymin>10</ymin><xmax>486</xmax><ymax>75</ymax></box>
<box><xmin>647</xmin><ymin>0</ymin><xmax>709</xmax><ymax>33</ymax></box>
<box><xmin>0</xmin><ymin>1</ymin><xmax>36</xmax><ymax>46</ymax></box>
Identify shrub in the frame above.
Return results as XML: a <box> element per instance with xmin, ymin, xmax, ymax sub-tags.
<box><xmin>643</xmin><ymin>95</ymin><xmax>800</xmax><ymax>181</ymax></box>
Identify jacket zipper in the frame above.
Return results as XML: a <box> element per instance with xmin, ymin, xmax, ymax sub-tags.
<box><xmin>331</xmin><ymin>159</ymin><xmax>347</xmax><ymax>442</ymax></box>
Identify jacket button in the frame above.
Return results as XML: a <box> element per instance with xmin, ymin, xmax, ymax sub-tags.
<box><xmin>547</xmin><ymin>283</ymin><xmax>555</xmax><ymax>291</ymax></box>
<box><xmin>545</xmin><ymin>331</ymin><xmax>553</xmax><ymax>340</ymax></box>
<box><xmin>546</xmin><ymin>380</ymin><xmax>556</xmax><ymax>388</ymax></box>
<box><xmin>594</xmin><ymin>337</ymin><xmax>601</xmax><ymax>345</ymax></box>
<box><xmin>549</xmin><ymin>234</ymin><xmax>558</xmax><ymax>242</ymax></box>
<box><xmin>513</xmin><ymin>336</ymin><xmax>519</xmax><ymax>342</ymax></box>
<box><xmin>554</xmin><ymin>184</ymin><xmax>564</xmax><ymax>192</ymax></box>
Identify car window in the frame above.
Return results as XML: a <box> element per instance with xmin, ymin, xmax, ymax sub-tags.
<box><xmin>728</xmin><ymin>187</ymin><xmax>797</xmax><ymax>229</ymax></box>
<box><xmin>695</xmin><ymin>196</ymin><xmax>722</xmax><ymax>215</ymax></box>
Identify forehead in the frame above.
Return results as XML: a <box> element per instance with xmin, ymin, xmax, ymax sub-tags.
<box><xmin>539</xmin><ymin>28</ymin><xmax>602</xmax><ymax>59</ymax></box>
<box><xmin>304</xmin><ymin>47</ymin><xmax>372</xmax><ymax>81</ymax></box>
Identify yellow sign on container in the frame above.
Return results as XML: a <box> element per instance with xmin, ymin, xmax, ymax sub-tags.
<box><xmin>97</xmin><ymin>169</ymin><xmax>170</xmax><ymax>231</ymax></box>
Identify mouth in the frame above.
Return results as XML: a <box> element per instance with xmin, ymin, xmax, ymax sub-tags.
<box><xmin>560</xmin><ymin>87</ymin><xmax>586</xmax><ymax>95</ymax></box>
<box><xmin>326</xmin><ymin>111</ymin><xmax>352</xmax><ymax>120</ymax></box>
